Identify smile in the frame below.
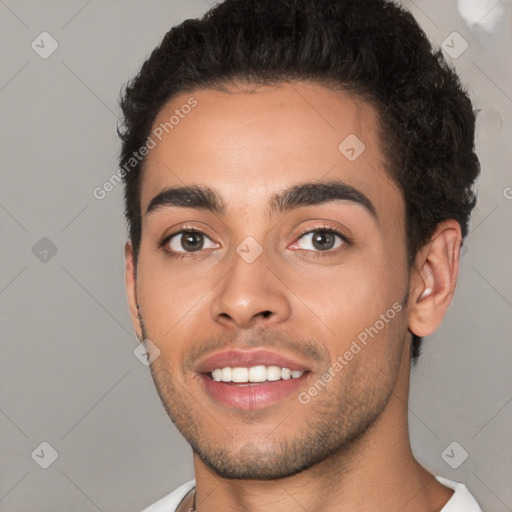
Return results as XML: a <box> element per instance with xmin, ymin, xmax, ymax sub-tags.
<box><xmin>210</xmin><ymin>365</ymin><xmax>305</xmax><ymax>383</ymax></box>
<box><xmin>196</xmin><ymin>349</ymin><xmax>312</xmax><ymax>409</ymax></box>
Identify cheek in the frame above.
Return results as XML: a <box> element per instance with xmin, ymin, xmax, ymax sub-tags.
<box><xmin>134</xmin><ymin>253</ymin><xmax>214</xmax><ymax>345</ymax></box>
<box><xmin>296</xmin><ymin>253</ymin><xmax>402</xmax><ymax>325</ymax></box>
<box><xmin>291</xmin><ymin>250</ymin><xmax>407</xmax><ymax>361</ymax></box>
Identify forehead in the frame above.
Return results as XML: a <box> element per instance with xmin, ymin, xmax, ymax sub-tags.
<box><xmin>140</xmin><ymin>81</ymin><xmax>403</xmax><ymax>223</ymax></box>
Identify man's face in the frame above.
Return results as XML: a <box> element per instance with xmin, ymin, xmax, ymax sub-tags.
<box><xmin>127</xmin><ymin>81</ymin><xmax>412</xmax><ymax>479</ymax></box>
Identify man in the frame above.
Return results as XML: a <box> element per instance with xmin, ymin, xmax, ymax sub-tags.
<box><xmin>118</xmin><ymin>0</ymin><xmax>483</xmax><ymax>510</ymax></box>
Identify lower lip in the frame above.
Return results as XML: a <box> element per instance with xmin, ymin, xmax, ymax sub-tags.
<box><xmin>200</xmin><ymin>373</ymin><xmax>309</xmax><ymax>409</ymax></box>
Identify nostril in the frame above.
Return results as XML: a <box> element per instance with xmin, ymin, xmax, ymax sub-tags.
<box><xmin>259</xmin><ymin>311</ymin><xmax>272</xmax><ymax>318</ymax></box>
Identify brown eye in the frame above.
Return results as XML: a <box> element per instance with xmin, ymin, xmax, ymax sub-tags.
<box><xmin>180</xmin><ymin>232</ymin><xmax>204</xmax><ymax>251</ymax></box>
<box><xmin>294</xmin><ymin>229</ymin><xmax>345</xmax><ymax>252</ymax></box>
<box><xmin>166</xmin><ymin>230</ymin><xmax>217</xmax><ymax>253</ymax></box>
<box><xmin>311</xmin><ymin>231</ymin><xmax>337</xmax><ymax>250</ymax></box>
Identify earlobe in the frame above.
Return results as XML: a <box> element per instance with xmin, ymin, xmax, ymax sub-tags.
<box><xmin>408</xmin><ymin>220</ymin><xmax>462</xmax><ymax>338</ymax></box>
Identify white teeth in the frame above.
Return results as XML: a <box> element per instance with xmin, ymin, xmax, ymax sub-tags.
<box><xmin>281</xmin><ymin>367</ymin><xmax>292</xmax><ymax>380</ymax></box>
<box><xmin>231</xmin><ymin>367</ymin><xmax>248</xmax><ymax>383</ymax></box>
<box><xmin>209</xmin><ymin>365</ymin><xmax>305</xmax><ymax>383</ymax></box>
<box><xmin>221</xmin><ymin>367</ymin><xmax>232</xmax><ymax>382</ymax></box>
<box><xmin>248</xmin><ymin>365</ymin><xmax>267</xmax><ymax>382</ymax></box>
<box><xmin>266</xmin><ymin>366</ymin><xmax>282</xmax><ymax>381</ymax></box>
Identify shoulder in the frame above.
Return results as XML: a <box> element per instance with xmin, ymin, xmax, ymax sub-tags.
<box><xmin>141</xmin><ymin>480</ymin><xmax>196</xmax><ymax>512</ymax></box>
<box><xmin>436</xmin><ymin>476</ymin><xmax>483</xmax><ymax>512</ymax></box>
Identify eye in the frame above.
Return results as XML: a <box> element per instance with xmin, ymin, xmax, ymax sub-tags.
<box><xmin>291</xmin><ymin>228</ymin><xmax>347</xmax><ymax>252</ymax></box>
<box><xmin>165</xmin><ymin>230</ymin><xmax>218</xmax><ymax>253</ymax></box>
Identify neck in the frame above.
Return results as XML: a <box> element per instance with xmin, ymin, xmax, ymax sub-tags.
<box><xmin>188</xmin><ymin>344</ymin><xmax>453</xmax><ymax>512</ymax></box>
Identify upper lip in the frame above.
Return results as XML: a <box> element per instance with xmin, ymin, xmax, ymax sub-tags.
<box><xmin>195</xmin><ymin>349</ymin><xmax>311</xmax><ymax>374</ymax></box>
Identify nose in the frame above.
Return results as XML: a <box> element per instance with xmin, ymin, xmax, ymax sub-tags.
<box><xmin>210</xmin><ymin>248</ymin><xmax>292</xmax><ymax>329</ymax></box>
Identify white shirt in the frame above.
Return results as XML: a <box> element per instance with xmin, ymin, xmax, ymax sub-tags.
<box><xmin>141</xmin><ymin>475</ymin><xmax>483</xmax><ymax>512</ymax></box>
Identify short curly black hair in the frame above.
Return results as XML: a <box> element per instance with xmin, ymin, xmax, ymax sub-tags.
<box><xmin>118</xmin><ymin>0</ymin><xmax>480</xmax><ymax>362</ymax></box>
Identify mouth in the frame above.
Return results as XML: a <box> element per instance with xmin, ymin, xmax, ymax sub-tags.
<box><xmin>209</xmin><ymin>365</ymin><xmax>306</xmax><ymax>383</ymax></box>
<box><xmin>196</xmin><ymin>349</ymin><xmax>312</xmax><ymax>409</ymax></box>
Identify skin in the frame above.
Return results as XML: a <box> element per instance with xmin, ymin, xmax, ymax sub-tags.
<box><xmin>125</xmin><ymin>81</ymin><xmax>461</xmax><ymax>512</ymax></box>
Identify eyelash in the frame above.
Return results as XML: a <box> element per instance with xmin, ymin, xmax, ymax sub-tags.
<box><xmin>293</xmin><ymin>225</ymin><xmax>352</xmax><ymax>255</ymax></box>
<box><xmin>158</xmin><ymin>226</ymin><xmax>209</xmax><ymax>260</ymax></box>
<box><xmin>158</xmin><ymin>224</ymin><xmax>352</xmax><ymax>259</ymax></box>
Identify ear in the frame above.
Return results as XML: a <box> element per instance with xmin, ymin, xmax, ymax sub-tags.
<box><xmin>124</xmin><ymin>241</ymin><xmax>143</xmax><ymax>341</ymax></box>
<box><xmin>408</xmin><ymin>220</ymin><xmax>462</xmax><ymax>338</ymax></box>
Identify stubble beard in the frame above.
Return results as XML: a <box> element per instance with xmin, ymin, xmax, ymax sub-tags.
<box><xmin>148</xmin><ymin>347</ymin><xmax>400</xmax><ymax>480</ymax></box>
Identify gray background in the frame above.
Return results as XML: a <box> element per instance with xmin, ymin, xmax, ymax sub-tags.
<box><xmin>0</xmin><ymin>0</ymin><xmax>511</xmax><ymax>511</ymax></box>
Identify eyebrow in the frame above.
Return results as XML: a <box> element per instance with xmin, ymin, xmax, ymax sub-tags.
<box><xmin>145</xmin><ymin>180</ymin><xmax>378</xmax><ymax>221</ymax></box>
<box><xmin>146</xmin><ymin>185</ymin><xmax>224</xmax><ymax>215</ymax></box>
